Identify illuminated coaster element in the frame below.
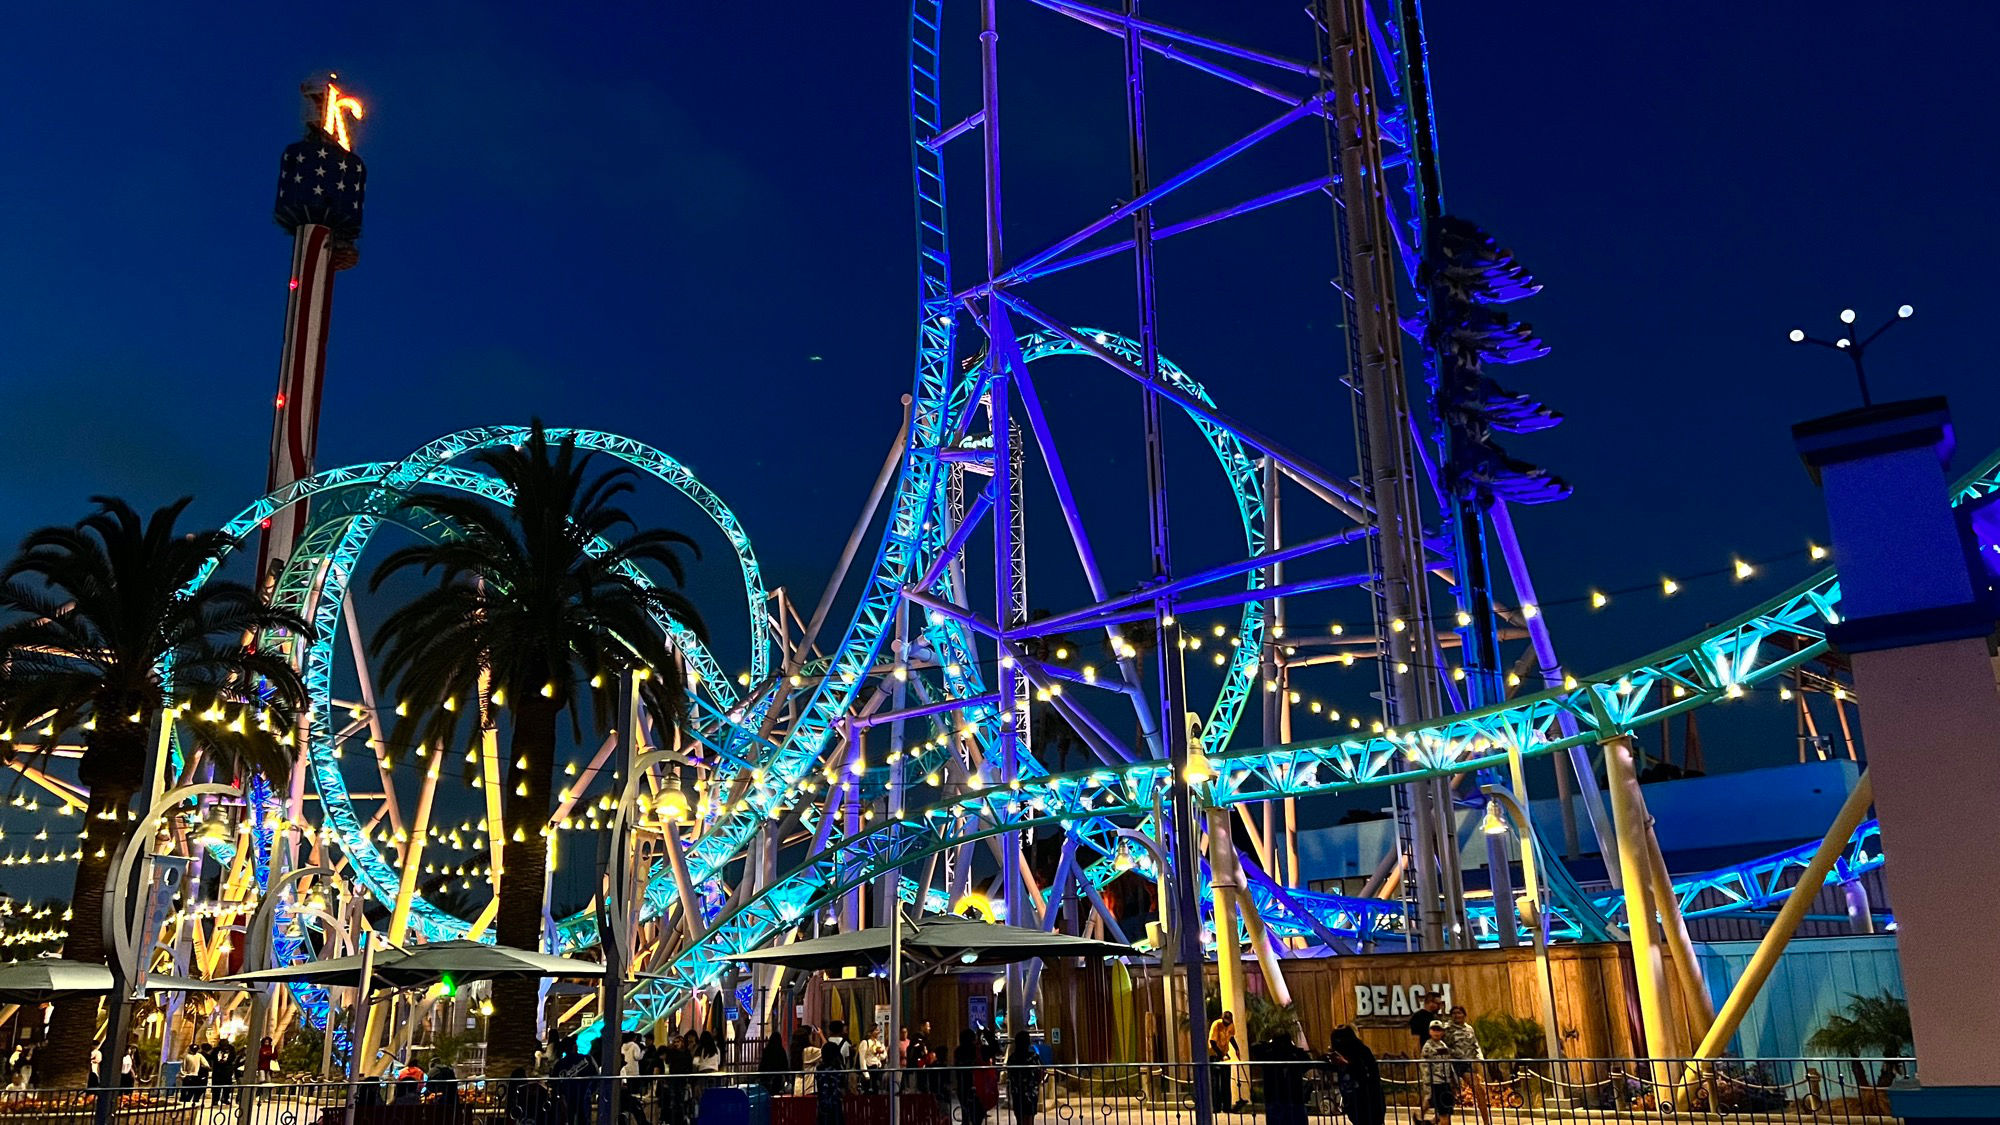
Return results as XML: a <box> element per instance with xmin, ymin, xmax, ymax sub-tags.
<box><xmin>208</xmin><ymin>427</ymin><xmax>772</xmax><ymax>939</ymax></box>
<box><xmin>624</xmin><ymin>446</ymin><xmax>2000</xmax><ymax>1009</ymax></box>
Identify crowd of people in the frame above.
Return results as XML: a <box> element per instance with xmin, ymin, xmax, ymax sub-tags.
<box><xmin>747</xmin><ymin>1018</ymin><xmax>1047</xmax><ymax>1125</ymax></box>
<box><xmin>1202</xmin><ymin>992</ymin><xmax>1493</xmax><ymax>1125</ymax></box>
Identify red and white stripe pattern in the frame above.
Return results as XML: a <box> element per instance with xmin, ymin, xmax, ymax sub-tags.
<box><xmin>259</xmin><ymin>223</ymin><xmax>338</xmax><ymax>577</ymax></box>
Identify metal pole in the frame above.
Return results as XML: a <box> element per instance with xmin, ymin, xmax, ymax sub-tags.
<box><xmin>1480</xmin><ymin>787</ymin><xmax>1559</xmax><ymax>1063</ymax></box>
<box><xmin>887</xmin><ymin>898</ymin><xmax>904</xmax><ymax>1125</ymax></box>
<box><xmin>344</xmin><ymin>928</ymin><xmax>379</xmax><ymax>1125</ymax></box>
<box><xmin>1603</xmin><ymin>737</ymin><xmax>1672</xmax><ymax>1082</ymax></box>
<box><xmin>1117</xmin><ymin>0</ymin><xmax>1210</xmax><ymax>1112</ymax></box>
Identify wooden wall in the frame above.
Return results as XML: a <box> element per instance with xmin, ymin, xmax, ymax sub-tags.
<box><xmin>1131</xmin><ymin>942</ymin><xmax>1706</xmax><ymax>1061</ymax></box>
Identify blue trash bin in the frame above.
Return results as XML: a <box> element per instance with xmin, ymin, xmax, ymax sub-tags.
<box><xmin>697</xmin><ymin>1082</ymin><xmax>771</xmax><ymax>1125</ymax></box>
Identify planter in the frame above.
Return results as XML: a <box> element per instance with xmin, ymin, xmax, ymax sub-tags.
<box><xmin>0</xmin><ymin>1094</ymin><xmax>199</xmax><ymax>1123</ymax></box>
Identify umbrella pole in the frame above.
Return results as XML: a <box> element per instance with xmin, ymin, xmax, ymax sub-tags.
<box><xmin>344</xmin><ymin>929</ymin><xmax>379</xmax><ymax>1125</ymax></box>
<box><xmin>888</xmin><ymin>903</ymin><xmax>903</xmax><ymax>1125</ymax></box>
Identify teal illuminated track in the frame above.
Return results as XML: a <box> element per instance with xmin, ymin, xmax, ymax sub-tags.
<box><xmin>171</xmin><ymin>0</ymin><xmax>2000</xmax><ymax>1034</ymax></box>
<box><xmin>198</xmin><ymin>420</ymin><xmax>1991</xmax><ymax>1020</ymax></box>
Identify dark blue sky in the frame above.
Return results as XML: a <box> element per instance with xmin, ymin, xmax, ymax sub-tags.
<box><xmin>2</xmin><ymin>1</ymin><xmax>1997</xmax><ymax>881</ymax></box>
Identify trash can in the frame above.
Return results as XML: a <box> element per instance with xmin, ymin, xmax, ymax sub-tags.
<box><xmin>699</xmin><ymin>1082</ymin><xmax>773</xmax><ymax>1125</ymax></box>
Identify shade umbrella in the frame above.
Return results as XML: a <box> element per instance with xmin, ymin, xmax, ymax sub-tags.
<box><xmin>0</xmin><ymin>959</ymin><xmax>112</xmax><ymax>1003</ymax></box>
<box><xmin>223</xmin><ymin>939</ymin><xmax>604</xmax><ymax>989</ymax></box>
<box><xmin>723</xmin><ymin>915</ymin><xmax>1131</xmax><ymax>972</ymax></box>
<box><xmin>140</xmin><ymin>974</ymin><xmax>246</xmax><ymax>995</ymax></box>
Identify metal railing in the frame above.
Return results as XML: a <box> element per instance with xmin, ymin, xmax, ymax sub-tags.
<box><xmin>0</xmin><ymin>1058</ymin><xmax>1910</xmax><ymax>1123</ymax></box>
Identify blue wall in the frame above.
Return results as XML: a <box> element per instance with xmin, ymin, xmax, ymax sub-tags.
<box><xmin>1296</xmin><ymin>759</ymin><xmax>1865</xmax><ymax>882</ymax></box>
<box><xmin>1695</xmin><ymin>934</ymin><xmax>1905</xmax><ymax>1058</ymax></box>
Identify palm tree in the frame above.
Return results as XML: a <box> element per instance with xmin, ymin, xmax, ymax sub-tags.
<box><xmin>368</xmin><ymin>422</ymin><xmax>704</xmax><ymax>1077</ymax></box>
<box><xmin>0</xmin><ymin>496</ymin><xmax>309</xmax><ymax>1087</ymax></box>
<box><xmin>1807</xmin><ymin>990</ymin><xmax>1911</xmax><ymax>1089</ymax></box>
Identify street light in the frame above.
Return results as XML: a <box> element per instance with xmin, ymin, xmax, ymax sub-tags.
<box><xmin>99</xmin><ymin>782</ymin><xmax>240</xmax><ymax>1125</ymax></box>
<box><xmin>1477</xmin><ymin>785</ymin><xmax>1562</xmax><ymax>1066</ymax></box>
<box><xmin>1788</xmin><ymin>304</ymin><xmax>1914</xmax><ymax>407</ymax></box>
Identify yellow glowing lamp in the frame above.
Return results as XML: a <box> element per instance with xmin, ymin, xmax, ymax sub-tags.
<box><xmin>657</xmin><ymin>790</ymin><xmax>693</xmax><ymax>823</ymax></box>
<box><xmin>1182</xmin><ymin>746</ymin><xmax>1216</xmax><ymax>786</ymax></box>
<box><xmin>1481</xmin><ymin>800</ymin><xmax>1509</xmax><ymax>837</ymax></box>
<box><xmin>952</xmin><ymin>892</ymin><xmax>997</xmax><ymax>922</ymax></box>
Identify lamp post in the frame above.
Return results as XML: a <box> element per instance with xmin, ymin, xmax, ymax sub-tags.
<box><xmin>1114</xmin><ymin>825</ymin><xmax>1177</xmax><ymax>1067</ymax></box>
<box><xmin>239</xmin><ymin>865</ymin><xmax>342</xmax><ymax>1119</ymax></box>
<box><xmin>597</xmin><ymin>747</ymin><xmax>677</xmax><ymax>1121</ymax></box>
<box><xmin>98</xmin><ymin>782</ymin><xmax>240</xmax><ymax>1125</ymax></box>
<box><xmin>1477</xmin><ymin>785</ymin><xmax>1561</xmax><ymax>1065</ymax></box>
<box><xmin>1788</xmin><ymin>305</ymin><xmax>1914</xmax><ymax>407</ymax></box>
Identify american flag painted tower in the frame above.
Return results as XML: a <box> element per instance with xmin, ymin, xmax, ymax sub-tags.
<box><xmin>260</xmin><ymin>77</ymin><xmax>366</xmax><ymax>580</ymax></box>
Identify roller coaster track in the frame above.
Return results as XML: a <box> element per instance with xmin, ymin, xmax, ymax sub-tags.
<box><xmin>167</xmin><ymin>0</ymin><xmax>2000</xmax><ymax>1040</ymax></box>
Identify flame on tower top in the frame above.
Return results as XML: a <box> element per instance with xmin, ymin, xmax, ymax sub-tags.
<box><xmin>301</xmin><ymin>74</ymin><xmax>364</xmax><ymax>151</ymax></box>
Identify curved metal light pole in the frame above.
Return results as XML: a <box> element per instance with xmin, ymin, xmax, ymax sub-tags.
<box><xmin>239</xmin><ymin>865</ymin><xmax>342</xmax><ymax>1119</ymax></box>
<box><xmin>596</xmin><ymin>747</ymin><xmax>677</xmax><ymax>1120</ymax></box>
<box><xmin>97</xmin><ymin>782</ymin><xmax>240</xmax><ymax>1125</ymax></box>
<box><xmin>1478</xmin><ymin>785</ymin><xmax>1561</xmax><ymax>1063</ymax></box>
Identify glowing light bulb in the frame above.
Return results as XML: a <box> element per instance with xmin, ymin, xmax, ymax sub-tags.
<box><xmin>1898</xmin><ymin>304</ymin><xmax>1913</xmax><ymax>318</ymax></box>
<box><xmin>1591</xmin><ymin>590</ymin><xmax>1608</xmax><ymax>609</ymax></box>
<box><xmin>1788</xmin><ymin>329</ymin><xmax>1805</xmax><ymax>343</ymax></box>
<box><xmin>1809</xmin><ymin>542</ymin><xmax>1827</xmax><ymax>561</ymax></box>
<box><xmin>1733</xmin><ymin>559</ymin><xmax>1754</xmax><ymax>580</ymax></box>
<box><xmin>1662</xmin><ymin>578</ymin><xmax>1679</xmax><ymax>596</ymax></box>
<box><xmin>1840</xmin><ymin>308</ymin><xmax>1856</xmax><ymax>324</ymax></box>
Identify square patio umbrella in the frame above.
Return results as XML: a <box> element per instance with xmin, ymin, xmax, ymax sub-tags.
<box><xmin>0</xmin><ymin>959</ymin><xmax>113</xmax><ymax>1003</ymax></box>
<box><xmin>722</xmin><ymin>915</ymin><xmax>1131</xmax><ymax>972</ymax></box>
<box><xmin>222</xmin><ymin>939</ymin><xmax>604</xmax><ymax>990</ymax></box>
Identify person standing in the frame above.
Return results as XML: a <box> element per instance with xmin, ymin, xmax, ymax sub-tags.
<box><xmin>551</xmin><ymin>1035</ymin><xmax>600</xmax><ymax>1121</ymax></box>
<box><xmin>1250</xmin><ymin>1030</ymin><xmax>1311</xmax><ymax>1125</ymax></box>
<box><xmin>796</xmin><ymin>1027</ymin><xmax>822</xmax><ymax>1096</ymax></box>
<box><xmin>758</xmin><ymin>1033</ymin><xmax>791</xmax><ymax>1096</ymax></box>
<box><xmin>1206</xmin><ymin>1011</ymin><xmax>1242</xmax><ymax>1112</ymax></box>
<box><xmin>952</xmin><ymin>1030</ymin><xmax>986</xmax><ymax>1125</ymax></box>
<box><xmin>817</xmin><ymin>1020</ymin><xmax>854</xmax><ymax>1125</ymax></box>
<box><xmin>1408</xmin><ymin>994</ymin><xmax>1446</xmax><ymax>1049</ymax></box>
<box><xmin>1004</xmin><ymin>1038</ymin><xmax>1044</xmax><ymax>1125</ymax></box>
<box><xmin>1328</xmin><ymin>1026</ymin><xmax>1384</xmax><ymax>1125</ymax></box>
<box><xmin>857</xmin><ymin>1026</ymin><xmax>887</xmax><ymax>1094</ymax></box>
<box><xmin>178</xmin><ymin>1045</ymin><xmax>207</xmax><ymax>1104</ymax></box>
<box><xmin>256</xmin><ymin>1037</ymin><xmax>275</xmax><ymax>1084</ymax></box>
<box><xmin>1420</xmin><ymin>1022</ymin><xmax>1456</xmax><ymax>1125</ymax></box>
<box><xmin>1443</xmin><ymin>1007</ymin><xmax>1490</xmax><ymax>1125</ymax></box>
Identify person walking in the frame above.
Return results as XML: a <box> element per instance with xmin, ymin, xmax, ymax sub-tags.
<box><xmin>1420</xmin><ymin>1022</ymin><xmax>1456</xmax><ymax>1125</ymax></box>
<box><xmin>1327</xmin><ymin>1026</ymin><xmax>1384</xmax><ymax>1125</ymax></box>
<box><xmin>1444</xmin><ymin>1007</ymin><xmax>1490</xmax><ymax>1125</ymax></box>
<box><xmin>1004</xmin><ymin>1038</ymin><xmax>1044</xmax><ymax>1125</ymax></box>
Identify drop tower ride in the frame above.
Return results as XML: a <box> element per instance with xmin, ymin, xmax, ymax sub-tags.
<box><xmin>260</xmin><ymin>77</ymin><xmax>366</xmax><ymax>579</ymax></box>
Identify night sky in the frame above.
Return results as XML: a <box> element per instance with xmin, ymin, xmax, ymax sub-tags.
<box><xmin>2</xmin><ymin>3</ymin><xmax>1997</xmax><ymax>902</ymax></box>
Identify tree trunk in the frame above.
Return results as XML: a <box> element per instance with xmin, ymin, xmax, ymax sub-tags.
<box><xmin>43</xmin><ymin>730</ymin><xmax>143</xmax><ymax>1089</ymax></box>
<box><xmin>487</xmin><ymin>695</ymin><xmax>559</xmax><ymax>1078</ymax></box>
